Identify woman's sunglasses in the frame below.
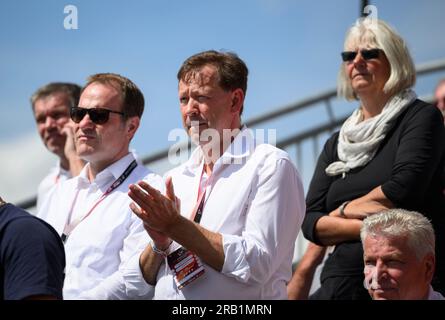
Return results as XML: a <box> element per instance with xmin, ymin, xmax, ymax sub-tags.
<box><xmin>70</xmin><ymin>107</ymin><xmax>125</xmax><ymax>124</ymax></box>
<box><xmin>341</xmin><ymin>48</ymin><xmax>382</xmax><ymax>62</ymax></box>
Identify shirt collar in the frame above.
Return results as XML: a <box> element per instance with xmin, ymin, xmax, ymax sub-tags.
<box><xmin>56</xmin><ymin>160</ymin><xmax>70</xmax><ymax>177</ymax></box>
<box><xmin>182</xmin><ymin>126</ymin><xmax>254</xmax><ymax>174</ymax></box>
<box><xmin>76</xmin><ymin>153</ymin><xmax>136</xmax><ymax>188</ymax></box>
<box><xmin>219</xmin><ymin>125</ymin><xmax>254</xmax><ymax>161</ymax></box>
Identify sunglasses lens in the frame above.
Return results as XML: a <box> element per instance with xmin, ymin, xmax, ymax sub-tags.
<box><xmin>341</xmin><ymin>51</ymin><xmax>357</xmax><ymax>62</ymax></box>
<box><xmin>70</xmin><ymin>107</ymin><xmax>86</xmax><ymax>123</ymax></box>
<box><xmin>70</xmin><ymin>107</ymin><xmax>110</xmax><ymax>124</ymax></box>
<box><xmin>89</xmin><ymin>109</ymin><xmax>109</xmax><ymax>124</ymax></box>
<box><xmin>362</xmin><ymin>49</ymin><xmax>380</xmax><ymax>60</ymax></box>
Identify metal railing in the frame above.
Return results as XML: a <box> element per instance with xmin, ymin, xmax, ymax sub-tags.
<box><xmin>17</xmin><ymin>58</ymin><xmax>445</xmax><ymax>224</ymax></box>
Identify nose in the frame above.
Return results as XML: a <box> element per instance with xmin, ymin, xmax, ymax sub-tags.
<box><xmin>44</xmin><ymin>115</ymin><xmax>57</xmax><ymax>129</ymax></box>
<box><xmin>78</xmin><ymin>112</ymin><xmax>94</xmax><ymax>128</ymax></box>
<box><xmin>352</xmin><ymin>52</ymin><xmax>366</xmax><ymax>66</ymax></box>
<box><xmin>184</xmin><ymin>97</ymin><xmax>199</xmax><ymax>116</ymax></box>
<box><xmin>375</xmin><ymin>260</ymin><xmax>388</xmax><ymax>280</ymax></box>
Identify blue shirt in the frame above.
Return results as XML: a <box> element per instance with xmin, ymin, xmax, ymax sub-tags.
<box><xmin>0</xmin><ymin>203</ymin><xmax>65</xmax><ymax>300</ymax></box>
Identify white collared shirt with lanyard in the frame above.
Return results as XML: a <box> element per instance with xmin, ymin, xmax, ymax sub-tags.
<box><xmin>166</xmin><ymin>164</ymin><xmax>211</xmax><ymax>290</ymax></box>
<box><xmin>61</xmin><ymin>160</ymin><xmax>138</xmax><ymax>244</ymax></box>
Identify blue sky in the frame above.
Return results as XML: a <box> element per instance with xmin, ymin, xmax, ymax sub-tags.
<box><xmin>1</xmin><ymin>0</ymin><xmax>445</xmax><ymax>203</ymax></box>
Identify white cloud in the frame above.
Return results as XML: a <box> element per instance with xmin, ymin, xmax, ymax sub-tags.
<box><xmin>0</xmin><ymin>133</ymin><xmax>56</xmax><ymax>205</ymax></box>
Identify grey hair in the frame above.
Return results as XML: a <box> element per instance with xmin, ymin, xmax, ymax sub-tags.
<box><xmin>360</xmin><ymin>209</ymin><xmax>435</xmax><ymax>261</ymax></box>
<box><xmin>31</xmin><ymin>82</ymin><xmax>81</xmax><ymax>110</ymax></box>
<box><xmin>337</xmin><ymin>19</ymin><xmax>416</xmax><ymax>101</ymax></box>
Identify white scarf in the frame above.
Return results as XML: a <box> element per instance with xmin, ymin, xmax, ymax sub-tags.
<box><xmin>325</xmin><ymin>89</ymin><xmax>417</xmax><ymax>177</ymax></box>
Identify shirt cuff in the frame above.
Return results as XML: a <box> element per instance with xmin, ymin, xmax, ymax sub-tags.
<box><xmin>302</xmin><ymin>211</ymin><xmax>326</xmax><ymax>244</ymax></box>
<box><xmin>220</xmin><ymin>233</ymin><xmax>251</xmax><ymax>283</ymax></box>
<box><xmin>122</xmin><ymin>251</ymin><xmax>155</xmax><ymax>299</ymax></box>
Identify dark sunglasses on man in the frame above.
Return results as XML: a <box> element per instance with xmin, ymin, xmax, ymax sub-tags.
<box><xmin>341</xmin><ymin>48</ymin><xmax>382</xmax><ymax>62</ymax></box>
<box><xmin>70</xmin><ymin>106</ymin><xmax>125</xmax><ymax>124</ymax></box>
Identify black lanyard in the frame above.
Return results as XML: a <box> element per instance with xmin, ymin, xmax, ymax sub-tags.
<box><xmin>61</xmin><ymin>159</ymin><xmax>138</xmax><ymax>243</ymax></box>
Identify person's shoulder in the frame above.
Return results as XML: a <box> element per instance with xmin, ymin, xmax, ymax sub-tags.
<box><xmin>251</xmin><ymin>142</ymin><xmax>291</xmax><ymax>162</ymax></box>
<box><xmin>406</xmin><ymin>99</ymin><xmax>442</xmax><ymax>119</ymax></box>
<box><xmin>312</xmin><ymin>131</ymin><xmax>338</xmax><ymax>157</ymax></box>
<box><xmin>164</xmin><ymin>159</ymin><xmax>192</xmax><ymax>178</ymax></box>
<box><xmin>1</xmin><ymin>204</ymin><xmax>61</xmax><ymax>244</ymax></box>
<box><xmin>142</xmin><ymin>170</ymin><xmax>165</xmax><ymax>191</ymax></box>
<box><xmin>8</xmin><ymin>212</ymin><xmax>58</xmax><ymax>237</ymax></box>
<box><xmin>128</xmin><ymin>162</ymin><xmax>161</xmax><ymax>185</ymax></box>
<box><xmin>395</xmin><ymin>99</ymin><xmax>444</xmax><ymax>132</ymax></box>
<box><xmin>38</xmin><ymin>167</ymin><xmax>58</xmax><ymax>185</ymax></box>
<box><xmin>325</xmin><ymin>130</ymin><xmax>340</xmax><ymax>145</ymax></box>
<box><xmin>0</xmin><ymin>203</ymin><xmax>30</xmax><ymax>228</ymax></box>
<box><xmin>250</xmin><ymin>143</ymin><xmax>299</xmax><ymax>174</ymax></box>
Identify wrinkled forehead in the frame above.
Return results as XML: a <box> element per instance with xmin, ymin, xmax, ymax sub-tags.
<box><xmin>344</xmin><ymin>28</ymin><xmax>379</xmax><ymax>51</ymax></box>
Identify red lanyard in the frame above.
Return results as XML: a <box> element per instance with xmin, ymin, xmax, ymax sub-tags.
<box><xmin>61</xmin><ymin>160</ymin><xmax>137</xmax><ymax>243</ymax></box>
<box><xmin>190</xmin><ymin>165</ymin><xmax>210</xmax><ymax>224</ymax></box>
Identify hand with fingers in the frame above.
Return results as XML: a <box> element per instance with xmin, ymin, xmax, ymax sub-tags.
<box><xmin>62</xmin><ymin>122</ymin><xmax>77</xmax><ymax>160</ymax></box>
<box><xmin>62</xmin><ymin>122</ymin><xmax>85</xmax><ymax>176</ymax></box>
<box><xmin>129</xmin><ymin>176</ymin><xmax>180</xmax><ymax>250</ymax></box>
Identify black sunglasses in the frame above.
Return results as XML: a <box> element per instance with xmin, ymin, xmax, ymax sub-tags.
<box><xmin>70</xmin><ymin>107</ymin><xmax>125</xmax><ymax>124</ymax></box>
<box><xmin>341</xmin><ymin>48</ymin><xmax>382</xmax><ymax>62</ymax></box>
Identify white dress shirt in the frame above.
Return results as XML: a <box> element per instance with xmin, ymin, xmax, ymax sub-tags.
<box><xmin>123</xmin><ymin>127</ymin><xmax>306</xmax><ymax>299</ymax></box>
<box><xmin>37</xmin><ymin>153</ymin><xmax>164</xmax><ymax>299</ymax></box>
<box><xmin>36</xmin><ymin>162</ymin><xmax>71</xmax><ymax>213</ymax></box>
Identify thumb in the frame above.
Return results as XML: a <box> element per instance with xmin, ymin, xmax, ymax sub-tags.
<box><xmin>165</xmin><ymin>176</ymin><xmax>175</xmax><ymax>201</ymax></box>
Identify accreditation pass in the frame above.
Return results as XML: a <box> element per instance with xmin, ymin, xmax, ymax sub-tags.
<box><xmin>167</xmin><ymin>246</ymin><xmax>205</xmax><ymax>289</ymax></box>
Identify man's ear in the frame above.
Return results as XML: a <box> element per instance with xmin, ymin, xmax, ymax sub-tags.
<box><xmin>231</xmin><ymin>88</ymin><xmax>244</xmax><ymax>114</ymax></box>
<box><xmin>126</xmin><ymin>116</ymin><xmax>140</xmax><ymax>140</ymax></box>
<box><xmin>423</xmin><ymin>253</ymin><xmax>436</xmax><ymax>283</ymax></box>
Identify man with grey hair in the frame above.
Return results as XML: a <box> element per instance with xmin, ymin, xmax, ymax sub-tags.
<box><xmin>31</xmin><ymin>82</ymin><xmax>85</xmax><ymax>211</ymax></box>
<box><xmin>361</xmin><ymin>209</ymin><xmax>444</xmax><ymax>300</ymax></box>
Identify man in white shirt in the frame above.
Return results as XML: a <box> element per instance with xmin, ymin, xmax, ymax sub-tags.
<box><xmin>126</xmin><ymin>50</ymin><xmax>306</xmax><ymax>299</ymax></box>
<box><xmin>38</xmin><ymin>73</ymin><xmax>163</xmax><ymax>299</ymax></box>
<box><xmin>361</xmin><ymin>209</ymin><xmax>444</xmax><ymax>300</ymax></box>
<box><xmin>31</xmin><ymin>83</ymin><xmax>85</xmax><ymax>212</ymax></box>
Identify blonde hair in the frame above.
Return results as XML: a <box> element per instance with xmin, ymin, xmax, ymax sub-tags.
<box><xmin>337</xmin><ymin>19</ymin><xmax>416</xmax><ymax>101</ymax></box>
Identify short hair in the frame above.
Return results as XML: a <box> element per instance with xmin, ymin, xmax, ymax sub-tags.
<box><xmin>360</xmin><ymin>209</ymin><xmax>435</xmax><ymax>261</ymax></box>
<box><xmin>337</xmin><ymin>19</ymin><xmax>416</xmax><ymax>101</ymax></box>
<box><xmin>83</xmin><ymin>73</ymin><xmax>145</xmax><ymax>119</ymax></box>
<box><xmin>177</xmin><ymin>50</ymin><xmax>248</xmax><ymax>115</ymax></box>
<box><xmin>31</xmin><ymin>82</ymin><xmax>81</xmax><ymax>110</ymax></box>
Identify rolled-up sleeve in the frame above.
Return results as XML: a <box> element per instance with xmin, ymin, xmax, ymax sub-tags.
<box><xmin>220</xmin><ymin>158</ymin><xmax>305</xmax><ymax>284</ymax></box>
<box><xmin>121</xmin><ymin>251</ymin><xmax>155</xmax><ymax>299</ymax></box>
